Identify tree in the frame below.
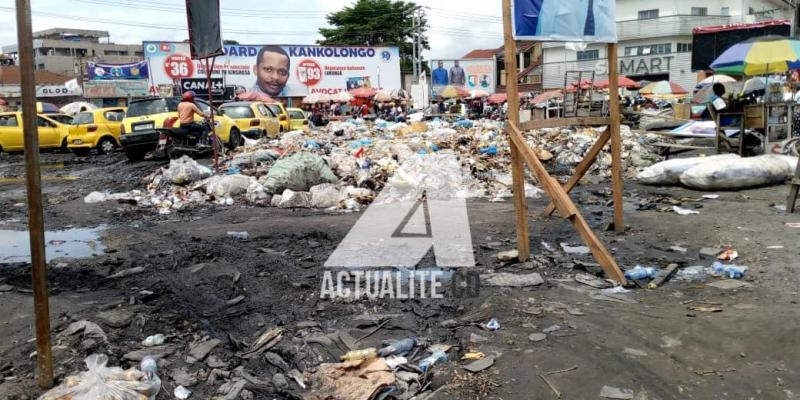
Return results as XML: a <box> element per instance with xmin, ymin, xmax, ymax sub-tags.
<box><xmin>318</xmin><ymin>0</ymin><xmax>429</xmax><ymax>75</ymax></box>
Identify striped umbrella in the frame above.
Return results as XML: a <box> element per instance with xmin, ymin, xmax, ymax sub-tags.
<box><xmin>711</xmin><ymin>36</ymin><xmax>800</xmax><ymax>75</ymax></box>
<box><xmin>638</xmin><ymin>80</ymin><xmax>689</xmax><ymax>99</ymax></box>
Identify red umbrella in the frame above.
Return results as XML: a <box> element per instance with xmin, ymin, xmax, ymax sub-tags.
<box><xmin>349</xmin><ymin>87</ymin><xmax>377</xmax><ymax>98</ymax></box>
<box><xmin>486</xmin><ymin>92</ymin><xmax>528</xmax><ymax>104</ymax></box>
<box><xmin>531</xmin><ymin>90</ymin><xmax>563</xmax><ymax>104</ymax></box>
<box><xmin>594</xmin><ymin>75</ymin><xmax>640</xmax><ymax>89</ymax></box>
<box><xmin>237</xmin><ymin>91</ymin><xmax>275</xmax><ymax>102</ymax></box>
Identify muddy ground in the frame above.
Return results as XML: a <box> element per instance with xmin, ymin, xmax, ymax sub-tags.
<box><xmin>0</xmin><ymin>150</ymin><xmax>799</xmax><ymax>399</ymax></box>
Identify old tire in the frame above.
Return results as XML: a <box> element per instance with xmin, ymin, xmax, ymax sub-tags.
<box><xmin>124</xmin><ymin>148</ymin><xmax>147</xmax><ymax>161</ymax></box>
<box><xmin>96</xmin><ymin>137</ymin><xmax>116</xmax><ymax>155</ymax></box>
<box><xmin>227</xmin><ymin>129</ymin><xmax>241</xmax><ymax>151</ymax></box>
<box><xmin>71</xmin><ymin>148</ymin><xmax>91</xmax><ymax>157</ymax></box>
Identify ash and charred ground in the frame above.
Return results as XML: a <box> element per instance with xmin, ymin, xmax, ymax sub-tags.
<box><xmin>0</xmin><ymin>150</ymin><xmax>799</xmax><ymax>399</ymax></box>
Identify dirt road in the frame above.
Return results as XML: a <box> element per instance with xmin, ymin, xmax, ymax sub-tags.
<box><xmin>0</xmin><ymin>151</ymin><xmax>798</xmax><ymax>399</ymax></box>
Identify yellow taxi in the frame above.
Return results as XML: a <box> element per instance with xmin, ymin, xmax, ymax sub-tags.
<box><xmin>264</xmin><ymin>102</ymin><xmax>290</xmax><ymax>132</ymax></box>
<box><xmin>0</xmin><ymin>112</ymin><xmax>69</xmax><ymax>152</ymax></box>
<box><xmin>219</xmin><ymin>101</ymin><xmax>281</xmax><ymax>139</ymax></box>
<box><xmin>286</xmin><ymin>108</ymin><xmax>309</xmax><ymax>131</ymax></box>
<box><xmin>120</xmin><ymin>97</ymin><xmax>241</xmax><ymax>161</ymax></box>
<box><xmin>67</xmin><ymin>107</ymin><xmax>126</xmax><ymax>156</ymax></box>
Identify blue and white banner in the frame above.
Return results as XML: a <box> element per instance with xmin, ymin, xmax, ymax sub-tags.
<box><xmin>512</xmin><ymin>0</ymin><xmax>617</xmax><ymax>43</ymax></box>
<box><xmin>87</xmin><ymin>61</ymin><xmax>149</xmax><ymax>80</ymax></box>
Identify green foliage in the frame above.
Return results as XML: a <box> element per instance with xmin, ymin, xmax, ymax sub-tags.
<box><xmin>318</xmin><ymin>0</ymin><xmax>429</xmax><ymax>73</ymax></box>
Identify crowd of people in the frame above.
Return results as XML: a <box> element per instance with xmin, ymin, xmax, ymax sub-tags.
<box><xmin>302</xmin><ymin>100</ymin><xmax>415</xmax><ymax>127</ymax></box>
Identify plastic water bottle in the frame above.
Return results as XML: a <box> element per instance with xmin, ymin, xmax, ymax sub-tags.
<box><xmin>417</xmin><ymin>351</ymin><xmax>447</xmax><ymax>373</ymax></box>
<box><xmin>378</xmin><ymin>338</ymin><xmax>416</xmax><ymax>357</ymax></box>
<box><xmin>624</xmin><ymin>266</ymin><xmax>657</xmax><ymax>280</ymax></box>
<box><xmin>340</xmin><ymin>348</ymin><xmax>377</xmax><ymax>362</ymax></box>
<box><xmin>140</xmin><ymin>355</ymin><xmax>159</xmax><ymax>380</ymax></box>
<box><xmin>227</xmin><ymin>231</ymin><xmax>249</xmax><ymax>241</ymax></box>
<box><xmin>712</xmin><ymin>261</ymin><xmax>747</xmax><ymax>279</ymax></box>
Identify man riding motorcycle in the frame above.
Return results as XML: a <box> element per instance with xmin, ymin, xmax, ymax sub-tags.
<box><xmin>177</xmin><ymin>91</ymin><xmax>211</xmax><ymax>147</ymax></box>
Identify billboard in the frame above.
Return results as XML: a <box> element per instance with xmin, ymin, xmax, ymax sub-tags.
<box><xmin>87</xmin><ymin>61</ymin><xmax>149</xmax><ymax>80</ymax></box>
<box><xmin>83</xmin><ymin>80</ymin><xmax>150</xmax><ymax>98</ymax></box>
<box><xmin>144</xmin><ymin>42</ymin><xmax>401</xmax><ymax>98</ymax></box>
<box><xmin>430</xmin><ymin>59</ymin><xmax>495</xmax><ymax>97</ymax></box>
<box><xmin>512</xmin><ymin>0</ymin><xmax>617</xmax><ymax>43</ymax></box>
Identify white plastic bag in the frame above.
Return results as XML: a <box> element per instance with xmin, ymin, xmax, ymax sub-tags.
<box><xmin>636</xmin><ymin>154</ymin><xmax>739</xmax><ymax>185</ymax></box>
<box><xmin>163</xmin><ymin>156</ymin><xmax>212</xmax><ymax>185</ymax></box>
<box><xmin>38</xmin><ymin>354</ymin><xmax>160</xmax><ymax>400</ymax></box>
<box><xmin>679</xmin><ymin>154</ymin><xmax>798</xmax><ymax>190</ymax></box>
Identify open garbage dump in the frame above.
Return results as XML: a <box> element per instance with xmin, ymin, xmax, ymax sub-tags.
<box><xmin>82</xmin><ymin>117</ymin><xmax>661</xmax><ymax>214</ymax></box>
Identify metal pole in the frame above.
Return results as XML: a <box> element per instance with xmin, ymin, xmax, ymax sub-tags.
<box><xmin>205</xmin><ymin>57</ymin><xmax>218</xmax><ymax>171</ymax></box>
<box><xmin>14</xmin><ymin>0</ymin><xmax>54</xmax><ymax>389</ymax></box>
<box><xmin>412</xmin><ymin>12</ymin><xmax>418</xmax><ymax>82</ymax></box>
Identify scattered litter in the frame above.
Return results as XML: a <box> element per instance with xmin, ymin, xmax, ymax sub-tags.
<box><xmin>174</xmin><ymin>385</ymin><xmax>192</xmax><ymax>399</ymax></box>
<box><xmin>480</xmin><ymin>272</ymin><xmax>544</xmax><ymax>287</ymax></box>
<box><xmin>305</xmin><ymin>358</ymin><xmax>394</xmax><ymax>400</ymax></box>
<box><xmin>163</xmin><ymin>156</ymin><xmax>212</xmax><ymax>185</ymax></box>
<box><xmin>688</xmin><ymin>306</ymin><xmax>723</xmax><ymax>313</ymax></box>
<box><xmin>699</xmin><ymin>247</ymin><xmax>722</xmax><ymax>258</ymax></box>
<box><xmin>717</xmin><ymin>248</ymin><xmax>738</xmax><ymax>261</ymax></box>
<box><xmin>574</xmin><ymin>273</ymin><xmax>613</xmax><ymax>289</ymax></box>
<box><xmin>417</xmin><ymin>350</ymin><xmax>447</xmax><ymax>373</ymax></box>
<box><xmin>669</xmin><ymin>245</ymin><xmax>687</xmax><ymax>253</ymax></box>
<box><xmin>767</xmin><ymin>245</ymin><xmax>785</xmax><ymax>249</ymax></box>
<box><xmin>624</xmin><ymin>265</ymin><xmax>657</xmax><ymax>281</ymax></box>
<box><xmin>672</xmin><ymin>206</ymin><xmax>699</xmax><ymax>215</ymax></box>
<box><xmin>463</xmin><ymin>356</ymin><xmax>494</xmax><ymax>373</ymax></box>
<box><xmin>484</xmin><ymin>318</ymin><xmax>500</xmax><ymax>331</ymax></box>
<box><xmin>142</xmin><ymin>333</ymin><xmax>165</xmax><ymax>347</ymax></box>
<box><xmin>495</xmin><ymin>249</ymin><xmax>519</xmax><ymax>262</ymax></box>
<box><xmin>383</xmin><ymin>356</ymin><xmax>408</xmax><ymax>369</ymax></box>
<box><xmin>786</xmin><ymin>222</ymin><xmax>800</xmax><ymax>228</ymax></box>
<box><xmin>528</xmin><ymin>333</ymin><xmax>547</xmax><ymax>342</ymax></box>
<box><xmin>38</xmin><ymin>354</ymin><xmax>160</xmax><ymax>400</ymax></box>
<box><xmin>560</xmin><ymin>243</ymin><xmax>591</xmax><ymax>255</ymax></box>
<box><xmin>601</xmin><ymin>286</ymin><xmax>631</xmax><ymax>294</ymax></box>
<box><xmin>340</xmin><ymin>348</ymin><xmax>377</xmax><ymax>362</ymax></box>
<box><xmin>623</xmin><ymin>348</ymin><xmax>648</xmax><ymax>357</ymax></box>
<box><xmin>702</xmin><ymin>194</ymin><xmax>720</xmax><ymax>199</ymax></box>
<box><xmin>542</xmin><ymin>324</ymin><xmax>561</xmax><ymax>334</ymax></box>
<box><xmin>461</xmin><ymin>351</ymin><xmax>485</xmax><ymax>361</ymax></box>
<box><xmin>227</xmin><ymin>231</ymin><xmax>250</xmax><ymax>241</ymax></box>
<box><xmin>599</xmin><ymin>385</ymin><xmax>634</xmax><ymax>399</ymax></box>
<box><xmin>637</xmin><ymin>154</ymin><xmax>739</xmax><ymax>185</ymax></box>
<box><xmin>707</xmin><ymin>279</ymin><xmax>753</xmax><ymax>290</ymax></box>
<box><xmin>711</xmin><ymin>261</ymin><xmax>748</xmax><ymax>279</ymax></box>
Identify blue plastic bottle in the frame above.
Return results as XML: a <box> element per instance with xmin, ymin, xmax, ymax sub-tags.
<box><xmin>417</xmin><ymin>350</ymin><xmax>447</xmax><ymax>373</ymax></box>
<box><xmin>624</xmin><ymin>266</ymin><xmax>656</xmax><ymax>280</ymax></box>
<box><xmin>378</xmin><ymin>338</ymin><xmax>416</xmax><ymax>357</ymax></box>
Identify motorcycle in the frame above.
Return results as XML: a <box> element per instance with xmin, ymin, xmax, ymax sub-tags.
<box><xmin>157</xmin><ymin>117</ymin><xmax>225</xmax><ymax>160</ymax></box>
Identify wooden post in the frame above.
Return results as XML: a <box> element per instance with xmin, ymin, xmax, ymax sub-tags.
<box><xmin>607</xmin><ymin>43</ymin><xmax>625</xmax><ymax>232</ymax></box>
<box><xmin>15</xmin><ymin>0</ymin><xmax>54</xmax><ymax>389</ymax></box>
<box><xmin>502</xmin><ymin>0</ymin><xmax>530</xmax><ymax>261</ymax></box>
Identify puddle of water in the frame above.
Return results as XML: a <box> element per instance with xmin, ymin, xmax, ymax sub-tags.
<box><xmin>0</xmin><ymin>225</ymin><xmax>106</xmax><ymax>264</ymax></box>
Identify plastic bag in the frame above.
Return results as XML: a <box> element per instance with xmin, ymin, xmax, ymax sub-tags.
<box><xmin>636</xmin><ymin>154</ymin><xmax>739</xmax><ymax>185</ymax></box>
<box><xmin>38</xmin><ymin>354</ymin><xmax>160</xmax><ymax>400</ymax></box>
<box><xmin>679</xmin><ymin>154</ymin><xmax>798</xmax><ymax>190</ymax></box>
<box><xmin>261</xmin><ymin>152</ymin><xmax>337</xmax><ymax>194</ymax></box>
<box><xmin>163</xmin><ymin>155</ymin><xmax>212</xmax><ymax>185</ymax></box>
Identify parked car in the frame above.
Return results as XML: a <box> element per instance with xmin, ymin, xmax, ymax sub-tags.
<box><xmin>264</xmin><ymin>102</ymin><xmax>290</xmax><ymax>132</ymax></box>
<box><xmin>0</xmin><ymin>112</ymin><xmax>69</xmax><ymax>152</ymax></box>
<box><xmin>42</xmin><ymin>113</ymin><xmax>74</xmax><ymax>125</ymax></box>
<box><xmin>219</xmin><ymin>101</ymin><xmax>281</xmax><ymax>139</ymax></box>
<box><xmin>286</xmin><ymin>107</ymin><xmax>309</xmax><ymax>131</ymax></box>
<box><xmin>119</xmin><ymin>96</ymin><xmax>241</xmax><ymax>161</ymax></box>
<box><xmin>67</xmin><ymin>107</ymin><xmax>126</xmax><ymax>156</ymax></box>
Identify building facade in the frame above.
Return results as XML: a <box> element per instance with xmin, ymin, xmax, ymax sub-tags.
<box><xmin>1</xmin><ymin>28</ymin><xmax>142</xmax><ymax>78</ymax></box>
<box><xmin>463</xmin><ymin>40</ymin><xmax>544</xmax><ymax>93</ymax></box>
<box><xmin>541</xmin><ymin>0</ymin><xmax>795</xmax><ymax>91</ymax></box>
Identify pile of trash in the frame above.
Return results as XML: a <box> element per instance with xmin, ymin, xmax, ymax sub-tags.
<box><xmin>637</xmin><ymin>154</ymin><xmax>799</xmax><ymax>190</ymax></box>
<box><xmin>83</xmin><ymin>118</ymin><xmax>661</xmax><ymax>214</ymax></box>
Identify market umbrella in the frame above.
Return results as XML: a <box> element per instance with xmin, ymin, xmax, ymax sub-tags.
<box><xmin>440</xmin><ymin>85</ymin><xmax>470</xmax><ymax>98</ymax></box>
<box><xmin>317</xmin><ymin>93</ymin><xmax>333</xmax><ymax>103</ymax></box>
<box><xmin>349</xmin><ymin>87</ymin><xmax>377</xmax><ymax>98</ymax></box>
<box><xmin>691</xmin><ymin>81</ymin><xmax>743</xmax><ymax>104</ymax></box>
<box><xmin>237</xmin><ymin>91</ymin><xmax>274</xmax><ymax>103</ymax></box>
<box><xmin>697</xmin><ymin>74</ymin><xmax>736</xmax><ymax>86</ymax></box>
<box><xmin>593</xmin><ymin>75</ymin><xmax>640</xmax><ymax>89</ymax></box>
<box><xmin>374</xmin><ymin>90</ymin><xmax>392</xmax><ymax>102</ymax></box>
<box><xmin>390</xmin><ymin>88</ymin><xmax>408</xmax><ymax>99</ymax></box>
<box><xmin>302</xmin><ymin>93</ymin><xmax>321</xmax><ymax>104</ymax></box>
<box><xmin>531</xmin><ymin>90</ymin><xmax>563</xmax><ymax>104</ymax></box>
<box><xmin>60</xmin><ymin>101</ymin><xmax>97</xmax><ymax>115</ymax></box>
<box><xmin>487</xmin><ymin>93</ymin><xmax>506</xmax><ymax>104</ymax></box>
<box><xmin>742</xmin><ymin>77</ymin><xmax>771</xmax><ymax>93</ymax></box>
<box><xmin>710</xmin><ymin>36</ymin><xmax>800</xmax><ymax>75</ymax></box>
<box><xmin>333</xmin><ymin>91</ymin><xmax>353</xmax><ymax>103</ymax></box>
<box><xmin>469</xmin><ymin>89</ymin><xmax>491</xmax><ymax>99</ymax></box>
<box><xmin>639</xmin><ymin>80</ymin><xmax>689</xmax><ymax>99</ymax></box>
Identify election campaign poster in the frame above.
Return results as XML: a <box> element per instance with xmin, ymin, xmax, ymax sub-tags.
<box><xmin>144</xmin><ymin>42</ymin><xmax>401</xmax><ymax>98</ymax></box>
<box><xmin>87</xmin><ymin>61</ymin><xmax>149</xmax><ymax>80</ymax></box>
<box><xmin>512</xmin><ymin>0</ymin><xmax>617</xmax><ymax>43</ymax></box>
<box><xmin>430</xmin><ymin>59</ymin><xmax>496</xmax><ymax>97</ymax></box>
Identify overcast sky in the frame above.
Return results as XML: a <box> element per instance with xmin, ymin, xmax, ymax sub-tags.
<box><xmin>0</xmin><ymin>0</ymin><xmax>505</xmax><ymax>59</ymax></box>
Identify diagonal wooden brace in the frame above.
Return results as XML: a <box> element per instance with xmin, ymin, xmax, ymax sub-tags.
<box><xmin>543</xmin><ymin>129</ymin><xmax>611</xmax><ymax>216</ymax></box>
<box><xmin>506</xmin><ymin>122</ymin><xmax>627</xmax><ymax>284</ymax></box>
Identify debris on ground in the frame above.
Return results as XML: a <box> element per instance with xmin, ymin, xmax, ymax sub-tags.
<box><xmin>38</xmin><ymin>354</ymin><xmax>160</xmax><ymax>400</ymax></box>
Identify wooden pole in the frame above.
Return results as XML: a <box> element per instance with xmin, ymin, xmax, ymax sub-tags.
<box><xmin>501</xmin><ymin>0</ymin><xmax>530</xmax><ymax>261</ymax></box>
<box><xmin>14</xmin><ymin>0</ymin><xmax>54</xmax><ymax>389</ymax></box>
<box><xmin>607</xmin><ymin>43</ymin><xmax>625</xmax><ymax>232</ymax></box>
